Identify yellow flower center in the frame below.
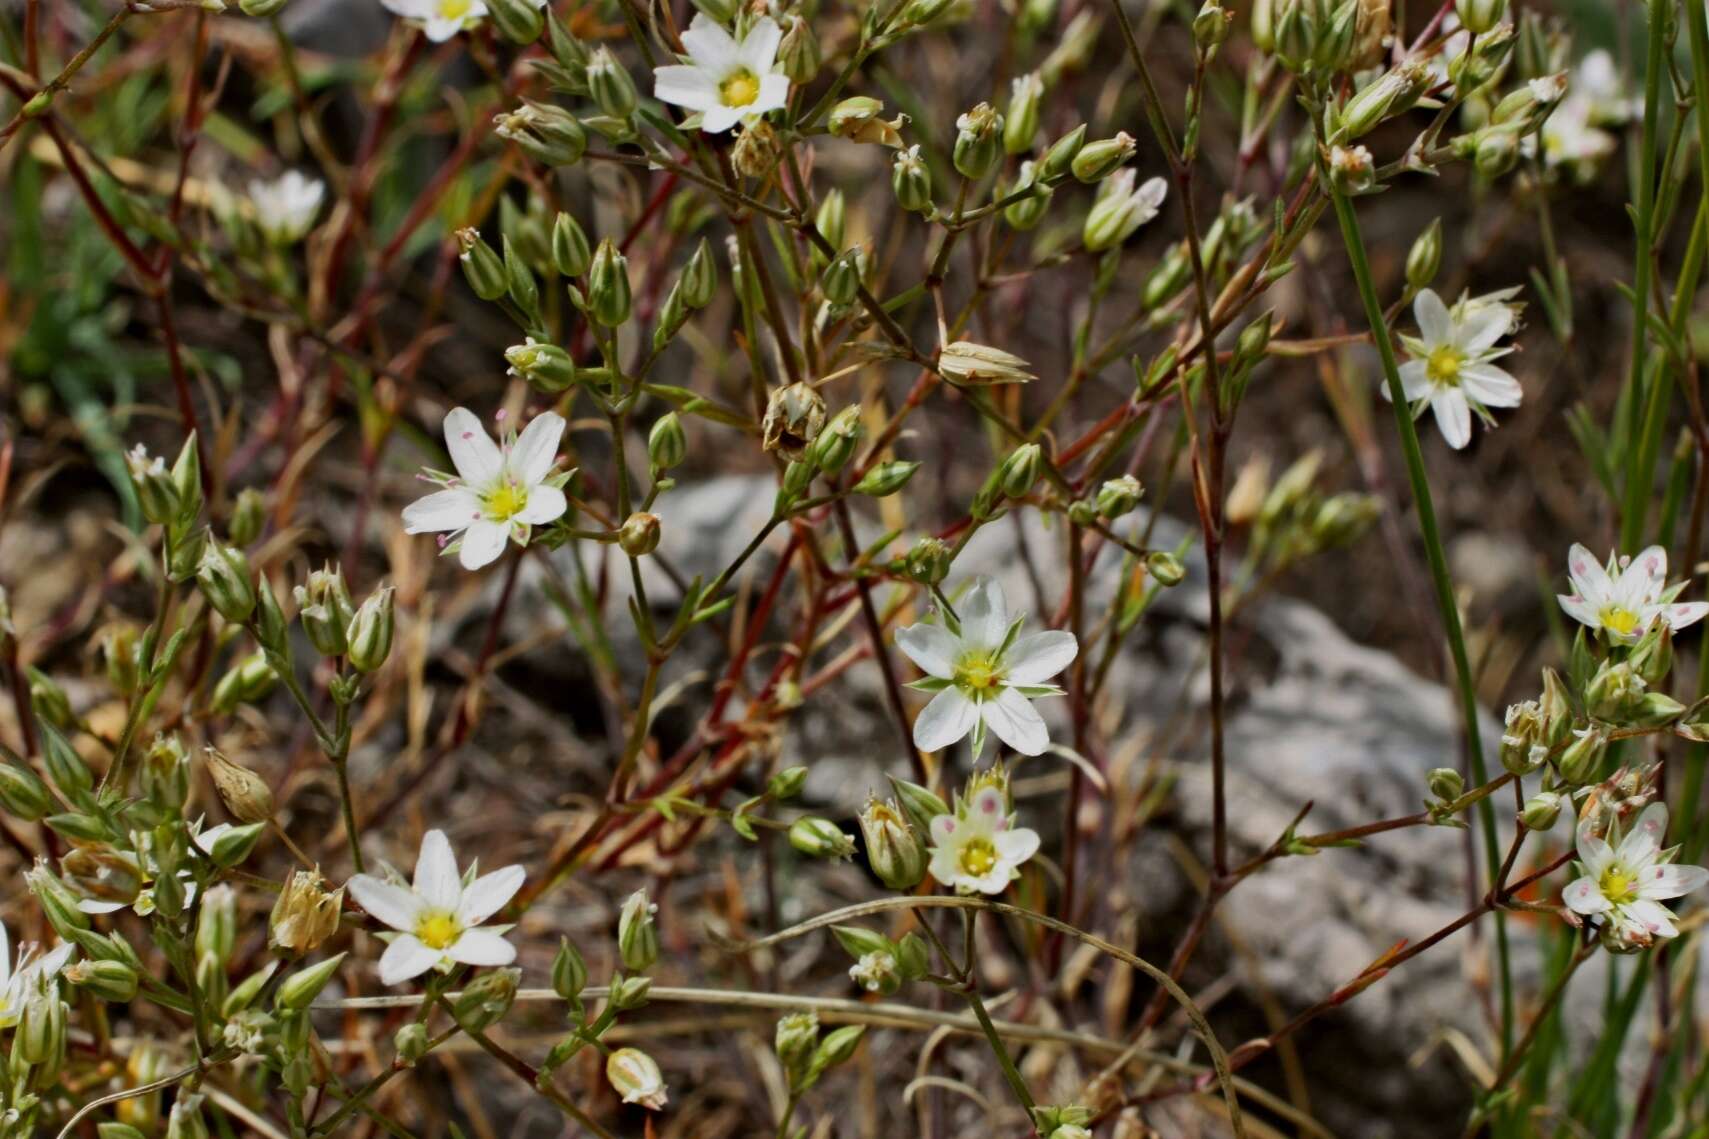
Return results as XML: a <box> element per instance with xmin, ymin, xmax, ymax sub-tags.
<box><xmin>958</xmin><ymin>836</ymin><xmax>998</xmax><ymax>878</ymax></box>
<box><xmin>1599</xmin><ymin>864</ymin><xmax>1637</xmax><ymax>904</ymax></box>
<box><xmin>1600</xmin><ymin>605</ymin><xmax>1641</xmax><ymax>637</ymax></box>
<box><xmin>416</xmin><ymin>911</ymin><xmax>461</xmax><ymax>950</ymax></box>
<box><xmin>720</xmin><ymin>69</ymin><xmax>761</xmax><ymax>108</ymax></box>
<box><xmin>954</xmin><ymin>653</ymin><xmax>1003</xmax><ymax>692</ymax></box>
<box><xmin>484</xmin><ymin>482</ymin><xmax>529</xmax><ymax>521</ymax></box>
<box><xmin>438</xmin><ymin>0</ymin><xmax>472</xmax><ymax>19</ymax></box>
<box><xmin>1425</xmin><ymin>345</ymin><xmax>1463</xmax><ymax>386</ymax></box>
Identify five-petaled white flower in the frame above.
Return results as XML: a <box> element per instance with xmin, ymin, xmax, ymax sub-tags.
<box><xmin>0</xmin><ymin>923</ymin><xmax>73</xmax><ymax>1029</ymax></box>
<box><xmin>403</xmin><ymin>406</ymin><xmax>569</xmax><ymax>571</ymax></box>
<box><xmin>347</xmin><ymin>829</ymin><xmax>525</xmax><ymax>985</ymax></box>
<box><xmin>1563</xmin><ymin>802</ymin><xmax>1708</xmax><ymax>947</ymax></box>
<box><xmin>377</xmin><ymin>0</ymin><xmax>513</xmax><ymax>42</ymax></box>
<box><xmin>896</xmin><ymin>577</ymin><xmax>1076</xmax><ymax>757</ymax></box>
<box><xmin>926</xmin><ymin>785</ymin><xmax>1041</xmax><ymax>895</ymax></box>
<box><xmin>1557</xmin><ymin>543</ymin><xmax>1709</xmax><ymax>643</ymax></box>
<box><xmin>248</xmin><ymin>171</ymin><xmax>324</xmax><ymax>245</ymax></box>
<box><xmin>1389</xmin><ymin>288</ymin><xmax>1523</xmax><ymax>450</ymax></box>
<box><xmin>652</xmin><ymin>14</ymin><xmax>790</xmax><ymax>134</ymax></box>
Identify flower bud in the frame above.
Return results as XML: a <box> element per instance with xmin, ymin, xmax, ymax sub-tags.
<box><xmin>610</xmin><ymin>973</ymin><xmax>652</xmax><ymax>1009</ymax></box>
<box><xmin>127</xmin><ymin>445</ymin><xmax>180</xmax><ymax>526</ymax></box>
<box><xmin>1003</xmin><ymin>161</ymin><xmax>1051</xmax><ymax>231</ymax></box>
<box><xmin>789</xmin><ymin>817</ymin><xmax>855</xmax><ymax>860</ymax></box>
<box><xmin>1455</xmin><ymin>0</ymin><xmax>1508</xmax><ymax>34</ymax></box>
<box><xmin>346</xmin><ymin>587</ymin><xmax>395</xmax><ymax>674</ymax></box>
<box><xmin>494</xmin><ymin>100</ymin><xmax>586</xmax><ymax>166</ymax></box>
<box><xmin>1083</xmin><ymin>171</ymin><xmax>1168</xmax><ymax>251</ymax></box>
<box><xmin>778</xmin><ymin>14</ymin><xmax>819</xmax><ymax>83</ymax></box>
<box><xmin>821</xmin><ymin>247</ymin><xmax>865</xmax><ymax>306</ymax></box>
<box><xmin>67</xmin><ymin>959</ymin><xmax>140</xmax><ymax>1003</ymax></box>
<box><xmin>0</xmin><ymin>758</ymin><xmax>50</xmax><ymax>821</ymax></box>
<box><xmin>394</xmin><ymin>1022</ymin><xmax>430</xmax><ymax>1065</ymax></box>
<box><xmin>887</xmin><ymin>775</ymin><xmax>950</xmax><ymax>833</ymax></box>
<box><xmin>28</xmin><ymin>667</ymin><xmax>73</xmax><ymax>732</ymax></box>
<box><xmin>1146</xmin><ymin>550</ymin><xmax>1186</xmax><ymax>586</ymax></box>
<box><xmin>1005</xmin><ymin>73</ymin><xmax>1044</xmax><ymax>155</ymax></box>
<box><xmin>618</xmin><ymin>889</ymin><xmax>660</xmax><ymax>972</ymax></box>
<box><xmin>901</xmin><ymin>0</ymin><xmax>953</xmax><ymax>25</ymax></box>
<box><xmin>1587</xmin><ymin>660</ymin><xmax>1645</xmax><ymax>721</ymax></box>
<box><xmin>240</xmin><ymin>0</ymin><xmax>289</xmax><ymax>15</ymax></box>
<box><xmin>197</xmin><ymin>540</ymin><xmax>256</xmax><ymax>624</ymax></box>
<box><xmin>648</xmin><ymin>413</ymin><xmax>687</xmax><ymax>472</ymax></box>
<box><xmin>505</xmin><ymin>338</ymin><xmax>578</xmax><ymax>393</ymax></box>
<box><xmin>1426</xmin><ymin>767</ymin><xmax>1464</xmax><ymax>801</ymax></box>
<box><xmin>852</xmin><ymin>460</ymin><xmax>919</xmax><ymax>498</ymax></box>
<box><xmin>903</xmin><ymin>537</ymin><xmax>952</xmax><ymax>586</ymax></box>
<box><xmin>1630</xmin><ymin>624</ymin><xmax>1674</xmax><ymax>687</ymax></box>
<box><xmin>1340</xmin><ymin>60</ymin><xmax>1431</xmax><ymax>139</ymax></box>
<box><xmin>810</xmin><ymin>1024</ymin><xmax>865</xmax><ymax>1075</ymax></box>
<box><xmin>1539</xmin><ymin>668</ymin><xmax>1572</xmax><ymax>745</ymax></box>
<box><xmin>99</xmin><ymin>622</ymin><xmax>142</xmax><ymax>695</ymax></box>
<box><xmin>1327</xmin><ymin>143</ymin><xmax>1374</xmax><ymax>194</ymax></box>
<box><xmin>194</xmin><ymin>883</ymin><xmax>238</xmax><ymax>965</ymax></box>
<box><xmin>775</xmin><ymin>1011</ymin><xmax>819</xmax><ymax>1081</ymax></box>
<box><xmin>1039</xmin><ymin>124</ymin><xmax>1087</xmax><ymax>181</ymax></box>
<box><xmin>274</xmin><ymin>952</ymin><xmax>346</xmax><ymax>1011</ymax></box>
<box><xmin>40</xmin><ymin>721</ymin><xmax>91</xmax><ymax>802</ymax></box>
<box><xmin>294</xmin><ymin>565</ymin><xmax>355</xmax><ymax>658</ymax></box>
<box><xmin>1095</xmin><ymin>475</ymin><xmax>1144</xmax><ymax>519</ymax></box>
<box><xmin>767</xmin><ymin>766</ymin><xmax>807</xmax><ymax>799</ymax></box>
<box><xmin>607</xmin><ymin>1047</ymin><xmax>668</xmax><ymax>1109</ymax></box>
<box><xmin>1520</xmin><ymin>791</ymin><xmax>1563</xmax><ymax>831</ymax></box>
<box><xmin>999</xmin><ymin>443</ymin><xmax>1044</xmax><ymax>498</ymax></box>
<box><xmin>1499</xmin><ymin>700</ymin><xmax>1547</xmax><ymax>776</ymax></box>
<box><xmin>19</xmin><ymin>988</ymin><xmax>66</xmax><ymax>1066</ymax></box>
<box><xmin>457</xmin><ymin>228</ymin><xmax>508</xmax><ymax>301</ymax></box>
<box><xmin>203</xmin><ymin>821</ymin><xmax>265</xmax><ymax>867</ymax></box>
<box><xmin>586</xmin><ymin>239</ymin><xmax>632</xmax><ymax>327</ymax></box>
<box><xmin>814</xmin><ymin>189</ymin><xmax>846</xmax><ymax>256</ymax></box>
<box><xmin>211</xmin><ymin>652</ymin><xmax>278</xmax><ymax>715</ymax></box>
<box><xmin>831</xmin><ymin>96</ymin><xmax>906</xmax><ymax>147</ymax></box>
<box><xmin>848</xmin><ymin>950</ymin><xmax>900</xmax><ymax>994</ymax></box>
<box><xmin>163</xmin><ymin>1094</ymin><xmax>207</xmax><ymax>1139</ymax></box>
<box><xmin>226</xmin><ymin>487</ymin><xmax>266</xmax><ymax>548</ymax></box>
<box><xmin>810</xmin><ymin>407</ymin><xmax>863</xmax><ymax>475</ymax></box>
<box><xmin>892</xmin><ymin>145</ymin><xmax>933</xmax><ymax>213</ymax></box>
<box><xmin>203</xmin><ymin>747</ymin><xmax>274</xmax><ymax>824</ymax></box>
<box><xmin>1406</xmin><ymin>219</ymin><xmax>1442</xmax><ymax>290</ymax></box>
<box><xmin>617</xmin><ymin>512</ymin><xmax>661</xmax><ymax>557</ymax></box>
<box><xmin>452</xmin><ymin>967</ymin><xmax>519</xmax><ymax>1030</ymax></box>
<box><xmin>488</xmin><ymin>0</ymin><xmax>544</xmax><ymax>43</ymax></box>
<box><xmin>682</xmin><ymin>238</ymin><xmax>718</xmax><ymax>307</ymax></box>
<box><xmin>953</xmin><ymin>103</ymin><xmax>1004</xmax><ymax>181</ymax></box>
<box><xmin>1070</xmin><ymin>132</ymin><xmax>1136</xmax><ymax>182</ymax></box>
<box><xmin>587</xmin><ymin>48</ymin><xmax>638</xmax><ymax>118</ymax></box>
<box><xmin>271</xmin><ymin>869</ymin><xmax>344</xmax><ymax>954</ymax></box>
<box><xmin>551</xmin><ymin>213</ymin><xmax>592</xmax><ymax>277</ymax></box>
<box><xmin>1474</xmin><ymin>127</ymin><xmax>1519</xmax><ymax>179</ymax></box>
<box><xmin>1557</xmin><ymin>729</ymin><xmax>1607</xmax><ymax>786</ymax></box>
<box><xmin>1632</xmin><ymin>692</ymin><xmax>1686</xmax><ymax>727</ymax></box>
<box><xmin>1193</xmin><ymin>0</ymin><xmax>1232</xmax><ymax>48</ymax></box>
<box><xmin>552</xmin><ymin>937</ymin><xmax>588</xmax><ymax>1002</ymax></box>
<box><xmin>858</xmin><ymin>797</ymin><xmax>927</xmax><ymax>890</ymax></box>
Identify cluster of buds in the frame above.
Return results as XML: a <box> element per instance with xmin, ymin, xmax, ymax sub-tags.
<box><xmin>292</xmin><ymin>565</ymin><xmax>395</xmax><ymax>673</ymax></box>
<box><xmin>126</xmin><ymin>435</ymin><xmax>205</xmax><ymax>583</ymax></box>
<box><xmin>773</xmin><ymin>1010</ymin><xmax>866</xmax><ymax>1096</ymax></box>
<box><xmin>1239</xmin><ymin>450</ymin><xmax>1381</xmax><ymax>578</ymax></box>
<box><xmin>832</xmin><ymin>924</ymin><xmax>929</xmax><ymax>997</ymax></box>
<box><xmin>774</xmin><ymin>404</ymin><xmax>864</xmax><ymax>513</ymax></box>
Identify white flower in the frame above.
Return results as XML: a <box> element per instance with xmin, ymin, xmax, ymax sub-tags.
<box><xmin>1563</xmin><ymin>802</ymin><xmax>1708</xmax><ymax>947</ymax></box>
<box><xmin>402</xmin><ymin>406</ymin><xmax>568</xmax><ymax>571</ymax></box>
<box><xmin>926</xmin><ymin>785</ymin><xmax>1040</xmax><ymax>894</ymax></box>
<box><xmin>0</xmin><ymin>923</ymin><xmax>73</xmax><ymax>1029</ymax></box>
<box><xmin>346</xmin><ymin>829</ymin><xmax>525</xmax><ymax>985</ymax></box>
<box><xmin>652</xmin><ymin>14</ymin><xmax>790</xmax><ymax>133</ymax></box>
<box><xmin>1538</xmin><ymin>95</ymin><xmax>1617</xmax><ymax>174</ymax></box>
<box><xmin>896</xmin><ymin>577</ymin><xmax>1076</xmax><ymax>757</ymax></box>
<box><xmin>1388</xmin><ymin>287</ymin><xmax>1522</xmax><ymax>450</ymax></box>
<box><xmin>378</xmin><ymin>0</ymin><xmax>499</xmax><ymax>42</ymax></box>
<box><xmin>849</xmin><ymin>951</ymin><xmax>897</xmax><ymax>992</ymax></box>
<box><xmin>1082</xmin><ymin>170</ymin><xmax>1168</xmax><ymax>252</ymax></box>
<box><xmin>1557</xmin><ymin>543</ymin><xmax>1709</xmax><ymax>643</ymax></box>
<box><xmin>247</xmin><ymin>171</ymin><xmax>324</xmax><ymax>245</ymax></box>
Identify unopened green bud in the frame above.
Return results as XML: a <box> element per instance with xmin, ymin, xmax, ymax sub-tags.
<box><xmin>894</xmin><ymin>931</ymin><xmax>929</xmax><ymax>978</ymax></box>
<box><xmin>225</xmin><ymin>487</ymin><xmax>266</xmax><ymax>548</ymax></box>
<box><xmin>852</xmin><ymin>460</ymin><xmax>920</xmax><ymax>498</ymax></box>
<box><xmin>274</xmin><ymin>952</ymin><xmax>346</xmax><ymax>1011</ymax></box>
<box><xmin>1003</xmin><ymin>161</ymin><xmax>1051</xmax><ymax>231</ymax></box>
<box><xmin>998</xmin><ymin>443</ymin><xmax>1043</xmax><ymax>498</ymax></box>
<box><xmin>648</xmin><ymin>413</ymin><xmax>687</xmax><ymax>472</ymax></box>
<box><xmin>1426</xmin><ymin>767</ymin><xmax>1464</xmax><ymax>801</ymax></box>
<box><xmin>294</xmin><ymin>565</ymin><xmax>355</xmax><ymax>658</ymax></box>
<box><xmin>204</xmin><ymin>821</ymin><xmax>265</xmax><ymax>867</ymax></box>
<box><xmin>127</xmin><ymin>445</ymin><xmax>180</xmax><ymax>525</ymax></box>
<box><xmin>586</xmin><ymin>239</ymin><xmax>632</xmax><ymax>327</ymax></box>
<box><xmin>778</xmin><ymin>14</ymin><xmax>819</xmax><ymax>83</ymax></box>
<box><xmin>1520</xmin><ymin>791</ymin><xmax>1563</xmax><ymax>831</ymax></box>
<box><xmin>551</xmin><ymin>213</ymin><xmax>592</xmax><ymax>277</ymax></box>
<box><xmin>822</xmin><ymin>247</ymin><xmax>864</xmax><ymax>306</ymax></box>
<box><xmin>1630</xmin><ymin>624</ymin><xmax>1674</xmax><ymax>687</ymax></box>
<box><xmin>767</xmin><ymin>766</ymin><xmax>808</xmax><ymax>799</ymax></box>
<box><xmin>1539</xmin><ymin>668</ymin><xmax>1572</xmax><ymax>745</ymax></box>
<box><xmin>212</xmin><ymin>652</ymin><xmax>278</xmax><ymax>714</ymax></box>
<box><xmin>1474</xmin><ymin>127</ymin><xmax>1519</xmax><ymax>179</ymax></box>
<box><xmin>815</xmin><ymin>189</ymin><xmax>846</xmax><ymax>255</ymax></box>
<box><xmin>810</xmin><ymin>407</ymin><xmax>863</xmax><ymax>475</ymax></box>
<box><xmin>1039</xmin><ymin>124</ymin><xmax>1087</xmax><ymax>181</ymax></box>
<box><xmin>587</xmin><ymin>47</ymin><xmax>638</xmax><ymax>118</ymax></box>
<box><xmin>198</xmin><ymin>540</ymin><xmax>256</xmax><ymax>624</ymax></box>
<box><xmin>610</xmin><ymin>973</ymin><xmax>653</xmax><ymax>1009</ymax></box>
<box><xmin>1146</xmin><ymin>550</ymin><xmax>1186</xmax><ymax>586</ymax></box>
<box><xmin>164</xmin><ymin>1095</ymin><xmax>207</xmax><ymax>1139</ymax></box>
<box><xmin>887</xmin><ymin>775</ymin><xmax>950</xmax><ymax>833</ymax></box>
<box><xmin>394</xmin><ymin>1022</ymin><xmax>430</xmax><ymax>1065</ymax></box>
<box><xmin>240</xmin><ymin>0</ymin><xmax>289</xmax><ymax>14</ymax></box>
<box><xmin>1071</xmin><ymin>132</ymin><xmax>1136</xmax><ymax>182</ymax></box>
<box><xmin>789</xmin><ymin>816</ymin><xmax>855</xmax><ymax>860</ymax></box>
<box><xmin>346</xmin><ymin>586</ymin><xmax>396</xmax><ymax>674</ymax></box>
<box><xmin>618</xmin><ymin>889</ymin><xmax>659</xmax><ymax>972</ymax></box>
<box><xmin>551</xmin><ymin>937</ymin><xmax>588</xmax><ymax>1002</ymax></box>
<box><xmin>810</xmin><ymin>1024</ymin><xmax>865</xmax><ymax>1075</ymax></box>
<box><xmin>40</xmin><ymin>722</ymin><xmax>92</xmax><ymax>802</ymax></box>
<box><xmin>19</xmin><ymin>989</ymin><xmax>65</xmax><ymax>1065</ymax></box>
<box><xmin>682</xmin><ymin>238</ymin><xmax>718</xmax><ymax>307</ymax></box>
<box><xmin>1094</xmin><ymin>475</ymin><xmax>1144</xmax><ymax>519</ymax></box>
<box><xmin>892</xmin><ymin>145</ymin><xmax>933</xmax><ymax>214</ymax></box>
<box><xmin>902</xmin><ymin>537</ymin><xmax>952</xmax><ymax>585</ymax></box>
<box><xmin>1193</xmin><ymin>0</ymin><xmax>1232</xmax><ymax>48</ymax></box>
<box><xmin>1455</xmin><ymin>0</ymin><xmax>1508</xmax><ymax>34</ymax></box>
<box><xmin>457</xmin><ymin>228</ymin><xmax>508</xmax><ymax>301</ymax></box>
<box><xmin>1340</xmin><ymin>59</ymin><xmax>1432</xmax><ymax>138</ymax></box>
<box><xmin>953</xmin><ymin>103</ymin><xmax>1005</xmax><ymax>180</ymax></box>
<box><xmin>1406</xmin><ymin>219</ymin><xmax>1443</xmax><ymax>290</ymax></box>
<box><xmin>1632</xmin><ymin>692</ymin><xmax>1687</xmax><ymax>727</ymax></box>
<box><xmin>1005</xmin><ymin>72</ymin><xmax>1044</xmax><ymax>155</ymax></box>
<box><xmin>775</xmin><ymin>1010</ymin><xmax>819</xmax><ymax>1078</ymax></box>
<box><xmin>28</xmin><ymin>668</ymin><xmax>74</xmax><ymax>732</ymax></box>
<box><xmin>505</xmin><ymin>339</ymin><xmax>578</xmax><ymax>392</ymax></box>
<box><xmin>494</xmin><ymin>100</ymin><xmax>586</xmax><ymax>166</ymax></box>
<box><xmin>1557</xmin><ymin>729</ymin><xmax>1607</xmax><ymax>786</ymax></box>
<box><xmin>617</xmin><ymin>512</ymin><xmax>661</xmax><ymax>557</ymax></box>
<box><xmin>196</xmin><ymin>884</ymin><xmax>238</xmax><ymax>963</ymax></box>
<box><xmin>488</xmin><ymin>0</ymin><xmax>545</xmax><ymax>43</ymax></box>
<box><xmin>858</xmin><ymin>797</ymin><xmax>927</xmax><ymax>890</ymax></box>
<box><xmin>0</xmin><ymin>759</ymin><xmax>50</xmax><ymax>820</ymax></box>
<box><xmin>451</xmin><ymin>967</ymin><xmax>519</xmax><ymax>1031</ymax></box>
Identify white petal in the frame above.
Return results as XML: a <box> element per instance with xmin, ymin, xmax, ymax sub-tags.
<box><xmin>960</xmin><ymin>577</ymin><xmax>1009</xmax><ymax>651</ymax></box>
<box><xmin>982</xmin><ymin>688</ymin><xmax>1049</xmax><ymax>756</ymax></box>
<box><xmin>444</xmin><ymin>928</ymin><xmax>517</xmax><ymax>967</ymax></box>
<box><xmin>1619</xmin><ymin>802</ymin><xmax>1669</xmax><ymax>866</ymax></box>
<box><xmin>680</xmin><ymin>12</ymin><xmax>740</xmax><ymax>71</ymax></box>
<box><xmin>1414</xmin><ymin>289</ymin><xmax>1453</xmax><ymax>346</ymax></box>
<box><xmin>1663</xmin><ymin>601</ymin><xmax>1709</xmax><ymax>630</ymax></box>
<box><xmin>1394</xmin><ymin>360</ymin><xmax>1430</xmax><ymax>401</ymax></box>
<box><xmin>347</xmin><ymin>876</ymin><xmax>426</xmax><ymax>933</ymax></box>
<box><xmin>403</xmin><ymin>488</ymin><xmax>481</xmax><ymax>534</ymax></box>
<box><xmin>1455</xmin><ymin>306</ymin><xmax>1511</xmax><ymax>352</ymax></box>
<box><xmin>0</xmin><ymin>925</ymin><xmax>9</xmax><ymax>987</ymax></box>
<box><xmin>738</xmin><ymin>17</ymin><xmax>784</xmax><ymax>74</ymax></box>
<box><xmin>1557</xmin><ymin>594</ymin><xmax>1602</xmax><ymax>629</ymax></box>
<box><xmin>443</xmin><ymin>408</ymin><xmax>502</xmax><ymax>485</ymax></box>
<box><xmin>1459</xmin><ymin>364</ymin><xmax>1522</xmax><ymax>408</ymax></box>
<box><xmin>701</xmin><ymin>104</ymin><xmax>746</xmax><ymax>133</ymax></box>
<box><xmin>927</xmin><ymin>845</ymin><xmax>962</xmax><ymax>889</ymax></box>
<box><xmin>1618</xmin><ymin>545</ymin><xmax>1668</xmax><ymax>604</ymax></box>
<box><xmin>379</xmin><ymin>934</ymin><xmax>443</xmax><ymax>985</ymax></box>
<box><xmin>1636</xmin><ymin>863</ymin><xmax>1709</xmax><ymax>900</ymax></box>
<box><xmin>458</xmin><ymin>520</ymin><xmax>510</xmax><ymax>570</ymax></box>
<box><xmin>994</xmin><ymin>825</ymin><xmax>1040</xmax><ymax>866</ymax></box>
<box><xmin>1623</xmin><ymin>898</ymin><xmax>1679</xmax><ymax>938</ymax></box>
<box><xmin>752</xmin><ymin>73</ymin><xmax>791</xmax><ymax>115</ymax></box>
<box><xmin>1576</xmin><ymin>829</ymin><xmax>1615</xmax><ymax>878</ymax></box>
<box><xmin>457</xmin><ymin>865</ymin><xmax>526</xmax><ymax>926</ymax></box>
<box><xmin>509</xmin><ymin>412</ymin><xmax>565</xmax><ymax>486</ymax></box>
<box><xmin>1562</xmin><ymin>876</ymin><xmax>1610</xmax><ymax>914</ymax></box>
<box><xmin>1004</xmin><ymin>630</ymin><xmax>1077</xmax><ymax>684</ymax></box>
<box><xmin>515</xmin><ymin>483</ymin><xmax>567</xmax><ymax>526</ymax></box>
<box><xmin>413</xmin><ymin>830</ymin><xmax>463</xmax><ymax>911</ymax></box>
<box><xmin>895</xmin><ymin>623</ymin><xmax>961</xmax><ymax>679</ymax></box>
<box><xmin>1566</xmin><ymin>543</ymin><xmax>1613</xmax><ymax>603</ymax></box>
<box><xmin>653</xmin><ymin>65</ymin><xmax>722</xmax><ymax>113</ymax></box>
<box><xmin>914</xmin><ymin>687</ymin><xmax>976</xmax><ymax>752</ymax></box>
<box><xmin>968</xmin><ymin>787</ymin><xmax>1006</xmax><ymax>822</ymax></box>
<box><xmin>1429</xmin><ymin>388</ymin><xmax>1472</xmax><ymax>449</ymax></box>
<box><xmin>421</xmin><ymin>15</ymin><xmax>464</xmax><ymax>42</ymax></box>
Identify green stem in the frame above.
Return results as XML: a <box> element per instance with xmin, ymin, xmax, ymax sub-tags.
<box><xmin>1326</xmin><ymin>184</ymin><xmax>1513</xmax><ymax>1056</ymax></box>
